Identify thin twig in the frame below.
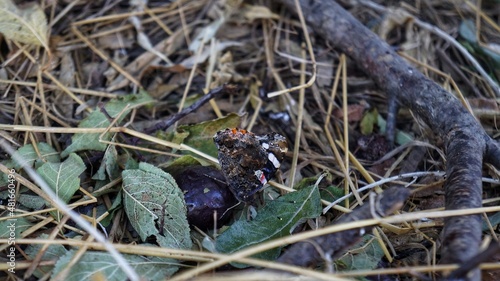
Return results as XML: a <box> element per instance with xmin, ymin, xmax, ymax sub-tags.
<box><xmin>143</xmin><ymin>84</ymin><xmax>238</xmax><ymax>135</ymax></box>
<box><xmin>323</xmin><ymin>171</ymin><xmax>446</xmax><ymax>213</ymax></box>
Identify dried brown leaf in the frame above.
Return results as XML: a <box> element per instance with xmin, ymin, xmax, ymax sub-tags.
<box><xmin>56</xmin><ymin>53</ymin><xmax>76</xmax><ymax>118</ymax></box>
<box><xmin>333</xmin><ymin>103</ymin><xmax>367</xmax><ymax>122</ymax></box>
<box><xmin>243</xmin><ymin>5</ymin><xmax>279</xmax><ymax>21</ymax></box>
<box><xmin>0</xmin><ymin>0</ymin><xmax>48</xmax><ymax>47</ymax></box>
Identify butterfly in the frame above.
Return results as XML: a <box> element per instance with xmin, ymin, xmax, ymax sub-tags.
<box><xmin>213</xmin><ymin>128</ymin><xmax>287</xmax><ymax>202</ymax></box>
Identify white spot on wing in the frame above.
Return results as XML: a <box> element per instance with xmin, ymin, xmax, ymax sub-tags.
<box><xmin>262</xmin><ymin>143</ymin><xmax>269</xmax><ymax>149</ymax></box>
<box><xmin>268</xmin><ymin>153</ymin><xmax>280</xmax><ymax>168</ymax></box>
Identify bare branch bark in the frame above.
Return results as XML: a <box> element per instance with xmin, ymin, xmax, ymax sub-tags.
<box><xmin>277</xmin><ymin>1</ymin><xmax>499</xmax><ymax>279</ymax></box>
<box><xmin>485</xmin><ymin>140</ymin><xmax>500</xmax><ymax>168</ymax></box>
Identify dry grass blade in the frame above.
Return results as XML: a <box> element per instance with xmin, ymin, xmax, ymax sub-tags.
<box><xmin>266</xmin><ymin>0</ymin><xmax>316</xmax><ymax>98</ymax></box>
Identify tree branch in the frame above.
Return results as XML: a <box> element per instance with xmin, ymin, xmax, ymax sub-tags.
<box><xmin>278</xmin><ymin>1</ymin><xmax>497</xmax><ymax>279</ymax></box>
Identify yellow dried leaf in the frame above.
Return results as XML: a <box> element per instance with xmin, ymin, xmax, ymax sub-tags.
<box><xmin>243</xmin><ymin>5</ymin><xmax>279</xmax><ymax>21</ymax></box>
<box><xmin>0</xmin><ymin>0</ymin><xmax>48</xmax><ymax>47</ymax></box>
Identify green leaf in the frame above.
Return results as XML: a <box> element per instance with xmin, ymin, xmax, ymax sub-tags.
<box><xmin>360</xmin><ymin>108</ymin><xmax>378</xmax><ymax>135</ymax></box>
<box><xmin>338</xmin><ymin>236</ymin><xmax>384</xmax><ymax>272</ymax></box>
<box><xmin>483</xmin><ymin>212</ymin><xmax>500</xmax><ymax>231</ymax></box>
<box><xmin>123</xmin><ymin>155</ymin><xmax>139</xmax><ymax>170</ymax></box>
<box><xmin>12</xmin><ymin>142</ymin><xmax>60</xmax><ymax>169</ymax></box>
<box><xmin>100</xmin><ymin>191</ymin><xmax>123</xmax><ymax>227</ymax></box>
<box><xmin>459</xmin><ymin>19</ymin><xmax>477</xmax><ymax>44</ymax></box>
<box><xmin>163</xmin><ymin>155</ymin><xmax>211</xmax><ymax>178</ymax></box>
<box><xmin>458</xmin><ymin>20</ymin><xmax>500</xmax><ymax>79</ymax></box>
<box><xmin>122</xmin><ymin>162</ymin><xmax>192</xmax><ymax>249</ymax></box>
<box><xmin>0</xmin><ymin>216</ymin><xmax>33</xmax><ymax>239</ymax></box>
<box><xmin>36</xmin><ymin>153</ymin><xmax>86</xmax><ymax>220</ymax></box>
<box><xmin>92</xmin><ymin>142</ymin><xmax>120</xmax><ymax>181</ymax></box>
<box><xmin>52</xmin><ymin>250</ymin><xmax>179</xmax><ymax>281</ymax></box>
<box><xmin>215</xmin><ymin>185</ymin><xmax>321</xmax><ymax>265</ymax></box>
<box><xmin>319</xmin><ymin>185</ymin><xmax>344</xmax><ymax>203</ymax></box>
<box><xmin>25</xmin><ymin>234</ymin><xmax>68</xmax><ymax>278</ymax></box>
<box><xmin>61</xmin><ymin>91</ymin><xmax>153</xmax><ymax>157</ymax></box>
<box><xmin>37</xmin><ymin>153</ymin><xmax>86</xmax><ymax>203</ymax></box>
<box><xmin>293</xmin><ymin>176</ymin><xmax>319</xmax><ymax>190</ymax></box>
<box><xmin>292</xmin><ymin>175</ymin><xmax>343</xmax><ymax>203</ymax></box>
<box><xmin>0</xmin><ymin>143</ymin><xmax>60</xmax><ymax>187</ymax></box>
<box><xmin>377</xmin><ymin>114</ymin><xmax>413</xmax><ymax>145</ymax></box>
<box><xmin>18</xmin><ymin>193</ymin><xmax>46</xmax><ymax>209</ymax></box>
<box><xmin>173</xmin><ymin>113</ymin><xmax>242</xmax><ymax>157</ymax></box>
